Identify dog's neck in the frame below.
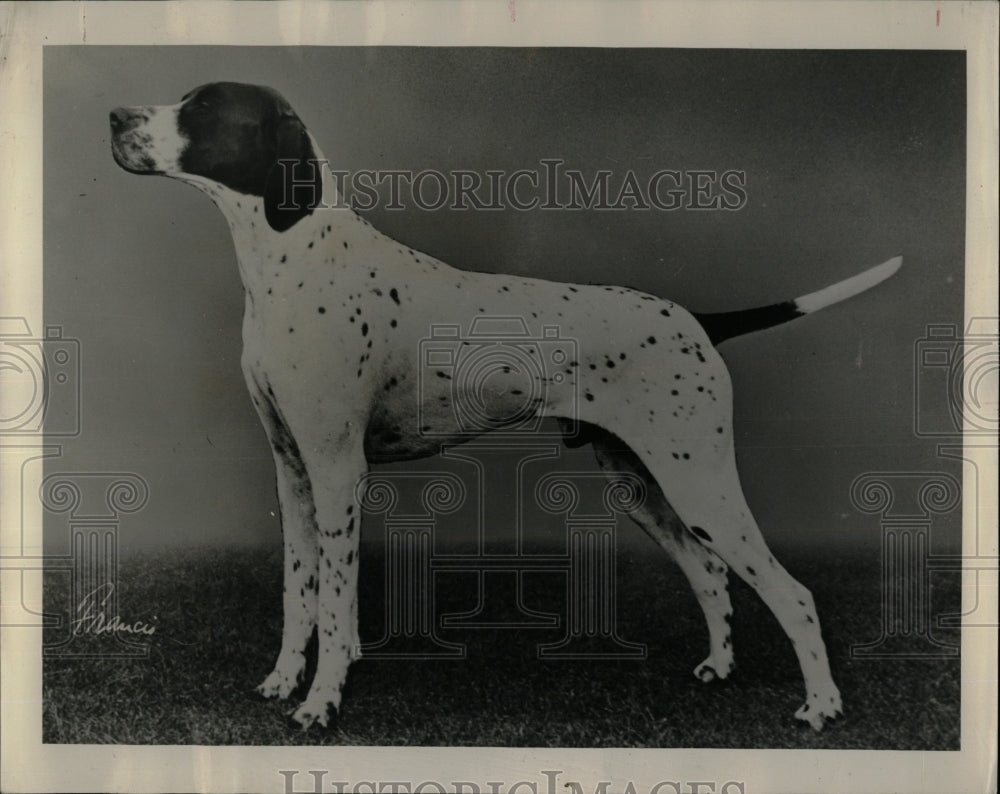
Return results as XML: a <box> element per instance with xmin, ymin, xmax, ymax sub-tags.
<box><xmin>180</xmin><ymin>139</ymin><xmax>373</xmax><ymax>295</ymax></box>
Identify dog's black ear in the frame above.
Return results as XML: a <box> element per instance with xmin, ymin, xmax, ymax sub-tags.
<box><xmin>264</xmin><ymin>115</ymin><xmax>323</xmax><ymax>232</ymax></box>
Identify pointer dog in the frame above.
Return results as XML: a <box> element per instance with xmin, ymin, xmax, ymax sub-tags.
<box><xmin>111</xmin><ymin>82</ymin><xmax>900</xmax><ymax>730</ymax></box>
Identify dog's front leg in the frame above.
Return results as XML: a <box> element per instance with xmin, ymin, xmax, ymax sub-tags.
<box><xmin>245</xmin><ymin>374</ymin><xmax>320</xmax><ymax>700</ymax></box>
<box><xmin>289</xmin><ymin>434</ymin><xmax>366</xmax><ymax>730</ymax></box>
<box><xmin>256</xmin><ymin>449</ymin><xmax>319</xmax><ymax>700</ymax></box>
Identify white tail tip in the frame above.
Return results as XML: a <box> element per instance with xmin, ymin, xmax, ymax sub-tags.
<box><xmin>796</xmin><ymin>256</ymin><xmax>903</xmax><ymax>314</ymax></box>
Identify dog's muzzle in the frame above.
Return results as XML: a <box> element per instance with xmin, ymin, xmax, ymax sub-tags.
<box><xmin>109</xmin><ymin>106</ymin><xmax>169</xmax><ymax>175</ymax></box>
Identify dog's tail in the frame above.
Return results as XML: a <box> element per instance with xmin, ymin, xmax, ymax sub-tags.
<box><xmin>694</xmin><ymin>256</ymin><xmax>902</xmax><ymax>346</ymax></box>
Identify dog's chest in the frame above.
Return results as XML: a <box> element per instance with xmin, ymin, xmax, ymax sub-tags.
<box><xmin>236</xmin><ymin>231</ymin><xmax>428</xmax><ymax>425</ymax></box>
<box><xmin>240</xmin><ymin>239</ymin><xmax>368</xmax><ymax>352</ymax></box>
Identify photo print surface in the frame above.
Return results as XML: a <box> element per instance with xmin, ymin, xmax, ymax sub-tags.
<box><xmin>38</xmin><ymin>45</ymin><xmax>967</xmax><ymax>751</ymax></box>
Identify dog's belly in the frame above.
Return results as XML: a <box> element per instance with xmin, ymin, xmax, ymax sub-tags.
<box><xmin>363</xmin><ymin>422</ymin><xmax>478</xmax><ymax>462</ymax></box>
<box><xmin>363</xmin><ymin>375</ymin><xmax>555</xmax><ymax>462</ymax></box>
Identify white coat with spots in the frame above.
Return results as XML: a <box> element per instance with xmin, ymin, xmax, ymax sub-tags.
<box><xmin>110</xmin><ymin>82</ymin><xmax>902</xmax><ymax>731</ymax></box>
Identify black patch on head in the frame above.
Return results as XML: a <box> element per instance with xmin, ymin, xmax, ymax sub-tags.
<box><xmin>175</xmin><ymin>83</ymin><xmax>323</xmax><ymax>232</ymax></box>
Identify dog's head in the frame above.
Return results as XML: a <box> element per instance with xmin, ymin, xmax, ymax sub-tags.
<box><xmin>110</xmin><ymin>82</ymin><xmax>323</xmax><ymax>231</ymax></box>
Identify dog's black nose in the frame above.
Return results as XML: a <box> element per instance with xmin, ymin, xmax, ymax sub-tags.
<box><xmin>109</xmin><ymin>108</ymin><xmax>131</xmax><ymax>133</ymax></box>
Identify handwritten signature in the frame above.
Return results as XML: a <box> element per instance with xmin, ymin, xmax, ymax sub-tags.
<box><xmin>70</xmin><ymin>583</ymin><xmax>157</xmax><ymax>637</ymax></box>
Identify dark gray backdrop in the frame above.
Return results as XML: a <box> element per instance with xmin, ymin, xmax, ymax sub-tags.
<box><xmin>43</xmin><ymin>47</ymin><xmax>965</xmax><ymax>554</ymax></box>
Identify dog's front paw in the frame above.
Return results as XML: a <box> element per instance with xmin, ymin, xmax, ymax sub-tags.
<box><xmin>256</xmin><ymin>670</ymin><xmax>298</xmax><ymax>700</ymax></box>
<box><xmin>289</xmin><ymin>696</ymin><xmax>338</xmax><ymax>730</ymax></box>
<box><xmin>795</xmin><ymin>688</ymin><xmax>843</xmax><ymax>731</ymax></box>
<box><xmin>256</xmin><ymin>653</ymin><xmax>306</xmax><ymax>699</ymax></box>
<box><xmin>693</xmin><ymin>655</ymin><xmax>733</xmax><ymax>683</ymax></box>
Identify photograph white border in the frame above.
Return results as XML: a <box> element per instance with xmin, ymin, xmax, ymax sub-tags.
<box><xmin>1</xmin><ymin>2</ymin><xmax>997</xmax><ymax>792</ymax></box>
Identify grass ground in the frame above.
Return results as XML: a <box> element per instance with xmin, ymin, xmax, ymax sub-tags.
<box><xmin>42</xmin><ymin>542</ymin><xmax>960</xmax><ymax>747</ymax></box>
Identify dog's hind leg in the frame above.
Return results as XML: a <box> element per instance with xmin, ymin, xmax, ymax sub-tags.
<box><xmin>625</xmin><ymin>437</ymin><xmax>842</xmax><ymax>730</ymax></box>
<box><xmin>590</xmin><ymin>432</ymin><xmax>735</xmax><ymax>683</ymax></box>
